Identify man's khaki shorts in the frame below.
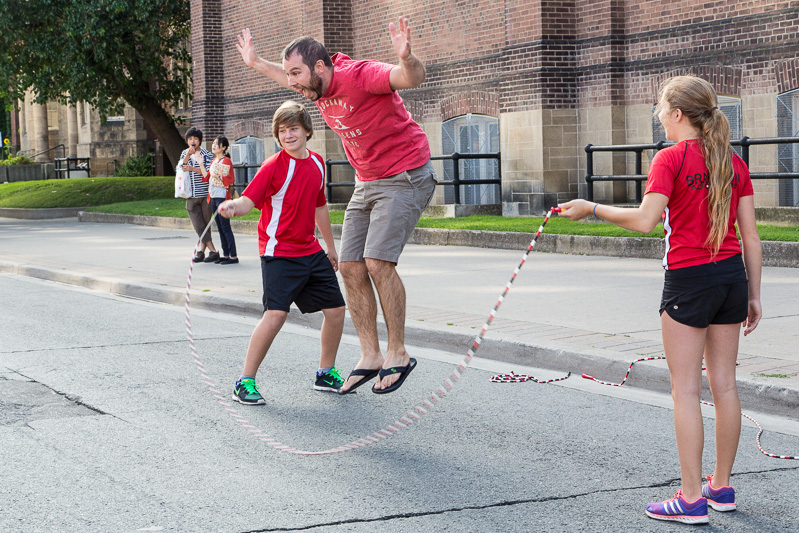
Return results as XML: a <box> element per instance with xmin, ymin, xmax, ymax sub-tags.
<box><xmin>339</xmin><ymin>160</ymin><xmax>437</xmax><ymax>264</ymax></box>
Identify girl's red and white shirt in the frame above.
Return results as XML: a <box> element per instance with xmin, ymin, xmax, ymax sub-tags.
<box><xmin>645</xmin><ymin>139</ymin><xmax>753</xmax><ymax>270</ymax></box>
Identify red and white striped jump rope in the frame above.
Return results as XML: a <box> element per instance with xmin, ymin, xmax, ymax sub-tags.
<box><xmin>491</xmin><ymin>342</ymin><xmax>797</xmax><ymax>461</ymax></box>
<box><xmin>184</xmin><ymin>207</ymin><xmax>561</xmax><ymax>455</ymax></box>
<box><xmin>186</xmin><ymin>207</ymin><xmax>795</xmax><ymax>460</ymax></box>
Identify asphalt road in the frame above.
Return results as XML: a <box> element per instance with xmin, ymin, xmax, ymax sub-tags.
<box><xmin>1</xmin><ymin>274</ymin><xmax>797</xmax><ymax>532</ymax></box>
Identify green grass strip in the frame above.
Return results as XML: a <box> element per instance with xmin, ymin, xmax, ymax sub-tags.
<box><xmin>0</xmin><ymin>176</ymin><xmax>173</xmax><ymax>208</ymax></box>
<box><xmin>83</xmin><ymin>200</ymin><xmax>798</xmax><ymax>241</ymax></box>
<box><xmin>86</xmin><ymin>198</ymin><xmax>263</xmax><ymax>221</ymax></box>
<box><xmin>4</xmin><ymin>180</ymin><xmax>794</xmax><ymax>241</ymax></box>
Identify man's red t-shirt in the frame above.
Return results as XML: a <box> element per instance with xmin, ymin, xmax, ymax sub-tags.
<box><xmin>243</xmin><ymin>149</ymin><xmax>326</xmax><ymax>257</ymax></box>
<box><xmin>645</xmin><ymin>139</ymin><xmax>754</xmax><ymax>270</ymax></box>
<box><xmin>315</xmin><ymin>53</ymin><xmax>431</xmax><ymax>181</ymax></box>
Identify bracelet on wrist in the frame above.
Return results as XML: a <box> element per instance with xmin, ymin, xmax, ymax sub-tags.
<box><xmin>593</xmin><ymin>203</ymin><xmax>599</xmax><ymax>217</ymax></box>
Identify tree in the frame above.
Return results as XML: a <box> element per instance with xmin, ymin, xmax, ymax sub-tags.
<box><xmin>0</xmin><ymin>0</ymin><xmax>191</xmax><ymax>165</ymax></box>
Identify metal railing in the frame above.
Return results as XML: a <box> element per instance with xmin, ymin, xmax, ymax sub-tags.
<box><xmin>231</xmin><ymin>163</ymin><xmax>261</xmax><ymax>195</ymax></box>
<box><xmin>232</xmin><ymin>153</ymin><xmax>502</xmax><ymax>205</ymax></box>
<box><xmin>585</xmin><ymin>136</ymin><xmax>799</xmax><ymax>202</ymax></box>
<box><xmin>325</xmin><ymin>152</ymin><xmax>502</xmax><ymax>204</ymax></box>
<box><xmin>30</xmin><ymin>144</ymin><xmax>67</xmax><ymax>161</ymax></box>
<box><xmin>54</xmin><ymin>157</ymin><xmax>91</xmax><ymax>179</ymax></box>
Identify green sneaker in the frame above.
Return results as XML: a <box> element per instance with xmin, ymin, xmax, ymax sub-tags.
<box><xmin>232</xmin><ymin>378</ymin><xmax>265</xmax><ymax>405</ymax></box>
<box><xmin>314</xmin><ymin>367</ymin><xmax>345</xmax><ymax>392</ymax></box>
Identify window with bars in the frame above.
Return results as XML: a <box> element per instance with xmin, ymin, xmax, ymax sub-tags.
<box><xmin>441</xmin><ymin>114</ymin><xmax>500</xmax><ymax>205</ymax></box>
<box><xmin>776</xmin><ymin>88</ymin><xmax>799</xmax><ymax>206</ymax></box>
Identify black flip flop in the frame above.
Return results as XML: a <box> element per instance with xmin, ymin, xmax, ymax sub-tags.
<box><xmin>337</xmin><ymin>367</ymin><xmax>381</xmax><ymax>395</ymax></box>
<box><xmin>372</xmin><ymin>358</ymin><xmax>417</xmax><ymax>395</ymax></box>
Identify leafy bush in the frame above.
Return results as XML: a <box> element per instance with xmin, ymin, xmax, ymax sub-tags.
<box><xmin>115</xmin><ymin>153</ymin><xmax>153</xmax><ymax>177</ymax></box>
<box><xmin>0</xmin><ymin>154</ymin><xmax>35</xmax><ymax>166</ymax></box>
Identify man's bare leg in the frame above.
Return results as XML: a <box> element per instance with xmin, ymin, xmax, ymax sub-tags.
<box><xmin>366</xmin><ymin>258</ymin><xmax>409</xmax><ymax>390</ymax></box>
<box><xmin>338</xmin><ymin>261</ymin><xmax>384</xmax><ymax>391</ymax></box>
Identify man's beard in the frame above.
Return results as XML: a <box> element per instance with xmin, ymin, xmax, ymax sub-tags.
<box><xmin>301</xmin><ymin>70</ymin><xmax>324</xmax><ymax>101</ymax></box>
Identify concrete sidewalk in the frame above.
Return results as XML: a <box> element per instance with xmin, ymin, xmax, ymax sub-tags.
<box><xmin>1</xmin><ymin>216</ymin><xmax>797</xmax><ymax>417</ymax></box>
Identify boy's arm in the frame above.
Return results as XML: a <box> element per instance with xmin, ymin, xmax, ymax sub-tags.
<box><xmin>181</xmin><ymin>149</ymin><xmax>209</xmax><ymax>178</ymax></box>
<box><xmin>176</xmin><ymin>149</ymin><xmax>189</xmax><ymax>171</ymax></box>
<box><xmin>218</xmin><ymin>196</ymin><xmax>255</xmax><ymax>218</ymax></box>
<box><xmin>315</xmin><ymin>204</ymin><xmax>338</xmax><ymax>271</ymax></box>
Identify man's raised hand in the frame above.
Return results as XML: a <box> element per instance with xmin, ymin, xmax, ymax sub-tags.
<box><xmin>236</xmin><ymin>28</ymin><xmax>258</xmax><ymax>67</ymax></box>
<box><xmin>389</xmin><ymin>17</ymin><xmax>412</xmax><ymax>60</ymax></box>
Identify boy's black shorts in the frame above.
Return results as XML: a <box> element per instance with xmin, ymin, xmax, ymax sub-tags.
<box><xmin>659</xmin><ymin>254</ymin><xmax>749</xmax><ymax>328</ymax></box>
<box><xmin>261</xmin><ymin>251</ymin><xmax>345</xmax><ymax>314</ymax></box>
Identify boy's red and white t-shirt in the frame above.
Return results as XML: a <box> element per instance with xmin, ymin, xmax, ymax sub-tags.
<box><xmin>242</xmin><ymin>149</ymin><xmax>326</xmax><ymax>258</ymax></box>
<box><xmin>645</xmin><ymin>139</ymin><xmax>754</xmax><ymax>270</ymax></box>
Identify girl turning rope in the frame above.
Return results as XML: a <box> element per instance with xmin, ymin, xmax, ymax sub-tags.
<box><xmin>559</xmin><ymin>75</ymin><xmax>762</xmax><ymax>525</ymax></box>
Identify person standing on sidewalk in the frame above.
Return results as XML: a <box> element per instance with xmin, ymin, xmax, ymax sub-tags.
<box><xmin>179</xmin><ymin>127</ymin><xmax>220</xmax><ymax>263</ymax></box>
<box><xmin>207</xmin><ymin>135</ymin><xmax>238</xmax><ymax>265</ymax></box>
<box><xmin>236</xmin><ymin>17</ymin><xmax>437</xmax><ymax>394</ymax></box>
<box><xmin>217</xmin><ymin>101</ymin><xmax>346</xmax><ymax>404</ymax></box>
<box><xmin>559</xmin><ymin>75</ymin><xmax>762</xmax><ymax>525</ymax></box>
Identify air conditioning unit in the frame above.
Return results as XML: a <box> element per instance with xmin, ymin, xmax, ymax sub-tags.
<box><xmin>230</xmin><ymin>144</ymin><xmax>244</xmax><ymax>165</ymax></box>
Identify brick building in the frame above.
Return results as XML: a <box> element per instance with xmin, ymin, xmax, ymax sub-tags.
<box><xmin>187</xmin><ymin>0</ymin><xmax>799</xmax><ymax>213</ymax></box>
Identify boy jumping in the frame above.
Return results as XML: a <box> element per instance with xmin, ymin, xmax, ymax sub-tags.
<box><xmin>218</xmin><ymin>101</ymin><xmax>346</xmax><ymax>405</ymax></box>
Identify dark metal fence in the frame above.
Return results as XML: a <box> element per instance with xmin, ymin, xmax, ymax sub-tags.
<box><xmin>54</xmin><ymin>157</ymin><xmax>91</xmax><ymax>179</ymax></box>
<box><xmin>233</xmin><ymin>153</ymin><xmax>502</xmax><ymax>204</ymax></box>
<box><xmin>585</xmin><ymin>136</ymin><xmax>799</xmax><ymax>202</ymax></box>
<box><xmin>231</xmin><ymin>163</ymin><xmax>262</xmax><ymax>195</ymax></box>
<box><xmin>325</xmin><ymin>152</ymin><xmax>501</xmax><ymax>204</ymax></box>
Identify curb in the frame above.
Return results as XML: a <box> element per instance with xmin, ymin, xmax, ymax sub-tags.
<box><xmin>2</xmin><ymin>259</ymin><xmax>796</xmax><ymax>418</ymax></box>
<box><xmin>408</xmin><ymin>228</ymin><xmax>665</xmax><ymax>260</ymax></box>
<box><xmin>76</xmin><ymin>211</ymin><xmax>799</xmax><ymax>268</ymax></box>
<box><xmin>77</xmin><ymin>211</ymin><xmax>260</xmax><ymax>234</ymax></box>
<box><xmin>0</xmin><ymin>207</ymin><xmax>85</xmax><ymax>219</ymax></box>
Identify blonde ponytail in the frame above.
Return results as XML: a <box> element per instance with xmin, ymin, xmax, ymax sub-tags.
<box><xmin>701</xmin><ymin>108</ymin><xmax>735</xmax><ymax>256</ymax></box>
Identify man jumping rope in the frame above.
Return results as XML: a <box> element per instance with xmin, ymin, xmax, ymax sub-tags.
<box><xmin>236</xmin><ymin>17</ymin><xmax>437</xmax><ymax>394</ymax></box>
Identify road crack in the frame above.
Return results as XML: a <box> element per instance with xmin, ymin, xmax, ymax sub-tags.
<box><xmin>242</xmin><ymin>466</ymin><xmax>799</xmax><ymax>532</ymax></box>
<box><xmin>0</xmin><ymin>335</ymin><xmax>252</xmax><ymax>355</ymax></box>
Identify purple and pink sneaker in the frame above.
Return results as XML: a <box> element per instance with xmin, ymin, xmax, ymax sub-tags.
<box><xmin>701</xmin><ymin>475</ymin><xmax>736</xmax><ymax>511</ymax></box>
<box><xmin>645</xmin><ymin>490</ymin><xmax>709</xmax><ymax>525</ymax></box>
